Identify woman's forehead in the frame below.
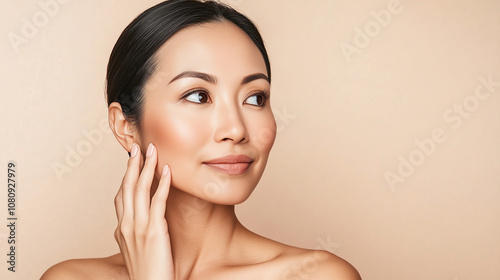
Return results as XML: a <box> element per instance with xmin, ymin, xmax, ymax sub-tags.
<box><xmin>153</xmin><ymin>21</ymin><xmax>267</xmax><ymax>77</ymax></box>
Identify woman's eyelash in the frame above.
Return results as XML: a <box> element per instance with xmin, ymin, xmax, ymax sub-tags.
<box><xmin>258</xmin><ymin>90</ymin><xmax>270</xmax><ymax>99</ymax></box>
<box><xmin>180</xmin><ymin>89</ymin><xmax>270</xmax><ymax>106</ymax></box>
<box><xmin>181</xmin><ymin>88</ymin><xmax>211</xmax><ymax>103</ymax></box>
<box><xmin>245</xmin><ymin>91</ymin><xmax>270</xmax><ymax>107</ymax></box>
<box><xmin>181</xmin><ymin>88</ymin><xmax>207</xmax><ymax>98</ymax></box>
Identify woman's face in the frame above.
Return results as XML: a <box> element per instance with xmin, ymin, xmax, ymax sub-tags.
<box><xmin>139</xmin><ymin>21</ymin><xmax>276</xmax><ymax>205</ymax></box>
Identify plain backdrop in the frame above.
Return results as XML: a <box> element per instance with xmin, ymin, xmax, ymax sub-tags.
<box><xmin>1</xmin><ymin>0</ymin><xmax>499</xmax><ymax>279</ymax></box>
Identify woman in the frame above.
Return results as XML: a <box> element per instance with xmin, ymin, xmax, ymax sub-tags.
<box><xmin>41</xmin><ymin>0</ymin><xmax>361</xmax><ymax>279</ymax></box>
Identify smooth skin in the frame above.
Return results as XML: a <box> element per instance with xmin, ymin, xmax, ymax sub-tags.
<box><xmin>41</xmin><ymin>21</ymin><xmax>361</xmax><ymax>280</ymax></box>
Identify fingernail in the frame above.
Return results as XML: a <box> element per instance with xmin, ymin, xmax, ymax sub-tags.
<box><xmin>146</xmin><ymin>143</ymin><xmax>154</xmax><ymax>157</ymax></box>
<box><xmin>162</xmin><ymin>165</ymin><xmax>169</xmax><ymax>176</ymax></box>
<box><xmin>131</xmin><ymin>143</ymin><xmax>138</xmax><ymax>157</ymax></box>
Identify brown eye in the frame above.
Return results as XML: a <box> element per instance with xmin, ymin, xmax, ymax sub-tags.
<box><xmin>184</xmin><ymin>90</ymin><xmax>210</xmax><ymax>104</ymax></box>
<box><xmin>244</xmin><ymin>92</ymin><xmax>268</xmax><ymax>107</ymax></box>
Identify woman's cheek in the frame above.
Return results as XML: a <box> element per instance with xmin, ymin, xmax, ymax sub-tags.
<box><xmin>144</xmin><ymin>109</ymin><xmax>199</xmax><ymax>169</ymax></box>
<box><xmin>155</xmin><ymin>112</ymin><xmax>209</xmax><ymax>183</ymax></box>
<box><xmin>251</xmin><ymin>112</ymin><xmax>277</xmax><ymax>154</ymax></box>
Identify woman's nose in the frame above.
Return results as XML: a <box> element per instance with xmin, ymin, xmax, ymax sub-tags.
<box><xmin>213</xmin><ymin>103</ymin><xmax>249</xmax><ymax>144</ymax></box>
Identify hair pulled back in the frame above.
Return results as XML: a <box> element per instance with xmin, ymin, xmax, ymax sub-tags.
<box><xmin>105</xmin><ymin>0</ymin><xmax>271</xmax><ymax>134</ymax></box>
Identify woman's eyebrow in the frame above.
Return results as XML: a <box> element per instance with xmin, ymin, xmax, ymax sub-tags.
<box><xmin>168</xmin><ymin>71</ymin><xmax>269</xmax><ymax>85</ymax></box>
<box><xmin>169</xmin><ymin>71</ymin><xmax>217</xmax><ymax>84</ymax></box>
<box><xmin>241</xmin><ymin>73</ymin><xmax>269</xmax><ymax>85</ymax></box>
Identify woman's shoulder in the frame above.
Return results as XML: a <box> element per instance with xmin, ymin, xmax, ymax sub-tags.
<box><xmin>271</xmin><ymin>246</ymin><xmax>362</xmax><ymax>280</ymax></box>
<box><xmin>40</xmin><ymin>253</ymin><xmax>127</xmax><ymax>280</ymax></box>
<box><xmin>241</xmin><ymin>230</ymin><xmax>361</xmax><ymax>279</ymax></box>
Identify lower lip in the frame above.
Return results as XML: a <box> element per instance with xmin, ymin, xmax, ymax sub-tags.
<box><xmin>203</xmin><ymin>162</ymin><xmax>252</xmax><ymax>175</ymax></box>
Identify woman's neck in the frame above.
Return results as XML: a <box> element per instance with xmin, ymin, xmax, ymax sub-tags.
<box><xmin>164</xmin><ymin>183</ymin><xmax>244</xmax><ymax>277</ymax></box>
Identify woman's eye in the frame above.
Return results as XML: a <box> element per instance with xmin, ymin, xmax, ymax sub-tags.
<box><xmin>184</xmin><ymin>90</ymin><xmax>210</xmax><ymax>104</ymax></box>
<box><xmin>245</xmin><ymin>92</ymin><xmax>268</xmax><ymax>107</ymax></box>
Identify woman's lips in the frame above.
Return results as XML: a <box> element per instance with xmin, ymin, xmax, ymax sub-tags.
<box><xmin>203</xmin><ymin>162</ymin><xmax>251</xmax><ymax>175</ymax></box>
<box><xmin>203</xmin><ymin>155</ymin><xmax>253</xmax><ymax>175</ymax></box>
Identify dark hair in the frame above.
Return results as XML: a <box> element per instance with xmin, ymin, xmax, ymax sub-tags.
<box><xmin>105</xmin><ymin>0</ymin><xmax>271</xmax><ymax>136</ymax></box>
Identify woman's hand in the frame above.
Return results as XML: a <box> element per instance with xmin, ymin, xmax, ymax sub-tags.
<box><xmin>114</xmin><ymin>143</ymin><xmax>175</xmax><ymax>280</ymax></box>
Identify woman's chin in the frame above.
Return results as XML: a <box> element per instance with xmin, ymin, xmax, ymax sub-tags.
<box><xmin>170</xmin><ymin>182</ymin><xmax>256</xmax><ymax>206</ymax></box>
<box><xmin>200</xmin><ymin>185</ymin><xmax>256</xmax><ymax>205</ymax></box>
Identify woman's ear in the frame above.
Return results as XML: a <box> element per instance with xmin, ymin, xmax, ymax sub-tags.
<box><xmin>108</xmin><ymin>102</ymin><xmax>139</xmax><ymax>155</ymax></box>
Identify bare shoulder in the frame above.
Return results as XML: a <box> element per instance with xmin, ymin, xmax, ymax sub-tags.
<box><xmin>40</xmin><ymin>253</ymin><xmax>128</xmax><ymax>280</ymax></box>
<box><xmin>304</xmin><ymin>250</ymin><xmax>361</xmax><ymax>280</ymax></box>
<box><xmin>276</xmin><ymin>248</ymin><xmax>361</xmax><ymax>280</ymax></box>
<box><xmin>238</xmin><ymin>227</ymin><xmax>361</xmax><ymax>279</ymax></box>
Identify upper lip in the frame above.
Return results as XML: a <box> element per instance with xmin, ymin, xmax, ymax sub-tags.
<box><xmin>203</xmin><ymin>154</ymin><xmax>254</xmax><ymax>164</ymax></box>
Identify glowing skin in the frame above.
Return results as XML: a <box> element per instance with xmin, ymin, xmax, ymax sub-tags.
<box><xmin>41</xmin><ymin>21</ymin><xmax>361</xmax><ymax>280</ymax></box>
<box><xmin>139</xmin><ymin>21</ymin><xmax>276</xmax><ymax>205</ymax></box>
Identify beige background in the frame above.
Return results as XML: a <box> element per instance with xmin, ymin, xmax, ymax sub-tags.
<box><xmin>1</xmin><ymin>0</ymin><xmax>499</xmax><ymax>279</ymax></box>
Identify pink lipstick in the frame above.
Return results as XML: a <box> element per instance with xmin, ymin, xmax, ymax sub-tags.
<box><xmin>203</xmin><ymin>155</ymin><xmax>253</xmax><ymax>175</ymax></box>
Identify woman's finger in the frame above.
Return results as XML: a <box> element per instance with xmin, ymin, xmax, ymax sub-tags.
<box><xmin>150</xmin><ymin>164</ymin><xmax>171</xmax><ymax>223</ymax></box>
<box><xmin>114</xmin><ymin>185</ymin><xmax>123</xmax><ymax>223</ymax></box>
<box><xmin>133</xmin><ymin>143</ymin><xmax>158</xmax><ymax>227</ymax></box>
<box><xmin>114</xmin><ymin>144</ymin><xmax>139</xmax><ymax>223</ymax></box>
<box><xmin>120</xmin><ymin>143</ymin><xmax>142</xmax><ymax>225</ymax></box>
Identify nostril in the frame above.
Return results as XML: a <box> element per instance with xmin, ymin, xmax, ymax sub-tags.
<box><xmin>221</xmin><ymin>137</ymin><xmax>246</xmax><ymax>143</ymax></box>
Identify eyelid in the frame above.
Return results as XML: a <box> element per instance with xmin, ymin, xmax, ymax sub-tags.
<box><xmin>179</xmin><ymin>88</ymin><xmax>269</xmax><ymax>106</ymax></box>
<box><xmin>180</xmin><ymin>88</ymin><xmax>211</xmax><ymax>103</ymax></box>
<box><xmin>244</xmin><ymin>90</ymin><xmax>270</xmax><ymax>107</ymax></box>
<box><xmin>180</xmin><ymin>87</ymin><xmax>207</xmax><ymax>99</ymax></box>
